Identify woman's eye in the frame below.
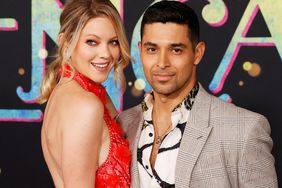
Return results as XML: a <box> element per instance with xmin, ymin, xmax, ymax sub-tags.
<box><xmin>110</xmin><ymin>40</ymin><xmax>119</xmax><ymax>46</ymax></box>
<box><xmin>86</xmin><ymin>40</ymin><xmax>97</xmax><ymax>46</ymax></box>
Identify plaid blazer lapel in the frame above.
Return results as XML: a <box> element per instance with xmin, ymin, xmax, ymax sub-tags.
<box><xmin>118</xmin><ymin>105</ymin><xmax>143</xmax><ymax>188</ymax></box>
<box><xmin>175</xmin><ymin>85</ymin><xmax>213</xmax><ymax>187</ymax></box>
<box><xmin>130</xmin><ymin>116</ymin><xmax>143</xmax><ymax>188</ymax></box>
<box><xmin>126</xmin><ymin>105</ymin><xmax>143</xmax><ymax>188</ymax></box>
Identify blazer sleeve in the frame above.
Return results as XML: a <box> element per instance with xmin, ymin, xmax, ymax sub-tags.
<box><xmin>238</xmin><ymin>115</ymin><xmax>278</xmax><ymax>188</ymax></box>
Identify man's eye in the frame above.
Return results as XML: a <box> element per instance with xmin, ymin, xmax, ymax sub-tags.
<box><xmin>86</xmin><ymin>40</ymin><xmax>97</xmax><ymax>46</ymax></box>
<box><xmin>147</xmin><ymin>48</ymin><xmax>156</xmax><ymax>53</ymax></box>
<box><xmin>172</xmin><ymin>48</ymin><xmax>182</xmax><ymax>54</ymax></box>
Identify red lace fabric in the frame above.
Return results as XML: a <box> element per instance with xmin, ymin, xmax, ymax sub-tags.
<box><xmin>60</xmin><ymin>65</ymin><xmax>131</xmax><ymax>187</ymax></box>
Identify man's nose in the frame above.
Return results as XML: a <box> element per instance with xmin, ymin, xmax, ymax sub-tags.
<box><xmin>157</xmin><ymin>50</ymin><xmax>170</xmax><ymax>69</ymax></box>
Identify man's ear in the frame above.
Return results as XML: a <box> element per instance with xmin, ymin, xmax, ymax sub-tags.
<box><xmin>194</xmin><ymin>41</ymin><xmax>205</xmax><ymax>66</ymax></box>
<box><xmin>138</xmin><ymin>41</ymin><xmax>142</xmax><ymax>53</ymax></box>
<box><xmin>138</xmin><ymin>41</ymin><xmax>142</xmax><ymax>60</ymax></box>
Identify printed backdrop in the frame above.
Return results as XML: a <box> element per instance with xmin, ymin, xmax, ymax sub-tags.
<box><xmin>0</xmin><ymin>0</ymin><xmax>281</xmax><ymax>187</ymax></box>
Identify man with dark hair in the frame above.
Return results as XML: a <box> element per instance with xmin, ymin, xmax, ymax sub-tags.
<box><xmin>119</xmin><ymin>1</ymin><xmax>278</xmax><ymax>187</ymax></box>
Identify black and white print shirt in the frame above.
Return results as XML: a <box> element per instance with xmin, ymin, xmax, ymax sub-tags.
<box><xmin>137</xmin><ymin>83</ymin><xmax>199</xmax><ymax>188</ymax></box>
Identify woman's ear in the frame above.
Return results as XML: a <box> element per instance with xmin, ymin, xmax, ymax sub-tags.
<box><xmin>57</xmin><ymin>33</ymin><xmax>65</xmax><ymax>46</ymax></box>
<box><xmin>193</xmin><ymin>41</ymin><xmax>206</xmax><ymax>66</ymax></box>
<box><xmin>58</xmin><ymin>33</ymin><xmax>69</xmax><ymax>56</ymax></box>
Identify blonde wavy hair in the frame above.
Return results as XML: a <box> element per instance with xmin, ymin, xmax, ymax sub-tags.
<box><xmin>38</xmin><ymin>0</ymin><xmax>130</xmax><ymax>104</ymax></box>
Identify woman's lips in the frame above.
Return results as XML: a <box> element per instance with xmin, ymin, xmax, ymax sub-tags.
<box><xmin>91</xmin><ymin>62</ymin><xmax>110</xmax><ymax>71</ymax></box>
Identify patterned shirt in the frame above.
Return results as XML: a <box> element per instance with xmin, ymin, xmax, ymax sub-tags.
<box><xmin>137</xmin><ymin>83</ymin><xmax>199</xmax><ymax>187</ymax></box>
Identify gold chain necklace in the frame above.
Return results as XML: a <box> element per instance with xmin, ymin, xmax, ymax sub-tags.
<box><xmin>152</xmin><ymin>109</ymin><xmax>172</xmax><ymax>145</ymax></box>
<box><xmin>150</xmin><ymin>112</ymin><xmax>172</xmax><ymax>168</ymax></box>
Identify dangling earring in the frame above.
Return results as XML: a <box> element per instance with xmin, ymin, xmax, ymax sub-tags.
<box><xmin>63</xmin><ymin>48</ymin><xmax>68</xmax><ymax>57</ymax></box>
<box><xmin>115</xmin><ymin>58</ymin><xmax>122</xmax><ymax>69</ymax></box>
<box><xmin>117</xmin><ymin>59</ymin><xmax>122</xmax><ymax>65</ymax></box>
<box><xmin>64</xmin><ymin>48</ymin><xmax>71</xmax><ymax>63</ymax></box>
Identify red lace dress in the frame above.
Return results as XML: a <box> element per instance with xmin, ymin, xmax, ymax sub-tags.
<box><xmin>61</xmin><ymin>66</ymin><xmax>131</xmax><ymax>187</ymax></box>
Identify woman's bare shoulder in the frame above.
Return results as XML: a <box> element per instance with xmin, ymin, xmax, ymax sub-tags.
<box><xmin>52</xmin><ymin>80</ymin><xmax>104</xmax><ymax>129</ymax></box>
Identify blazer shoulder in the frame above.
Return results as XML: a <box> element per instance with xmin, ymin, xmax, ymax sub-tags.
<box><xmin>211</xmin><ymin>94</ymin><xmax>266</xmax><ymax>119</ymax></box>
<box><xmin>120</xmin><ymin>104</ymin><xmax>142</xmax><ymax>116</ymax></box>
<box><xmin>210</xmin><ymin>95</ymin><xmax>270</xmax><ymax>133</ymax></box>
<box><xmin>118</xmin><ymin>104</ymin><xmax>143</xmax><ymax>132</ymax></box>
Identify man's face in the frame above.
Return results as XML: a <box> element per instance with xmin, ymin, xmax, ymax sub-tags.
<box><xmin>139</xmin><ymin>23</ymin><xmax>204</xmax><ymax>96</ymax></box>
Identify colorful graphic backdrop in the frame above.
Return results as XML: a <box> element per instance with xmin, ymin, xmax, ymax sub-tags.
<box><xmin>0</xmin><ymin>0</ymin><xmax>281</xmax><ymax>187</ymax></box>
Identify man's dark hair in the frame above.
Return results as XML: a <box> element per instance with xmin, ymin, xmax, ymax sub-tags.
<box><xmin>141</xmin><ymin>0</ymin><xmax>200</xmax><ymax>48</ymax></box>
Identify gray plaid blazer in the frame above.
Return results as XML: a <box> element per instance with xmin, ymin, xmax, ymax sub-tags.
<box><xmin>118</xmin><ymin>85</ymin><xmax>278</xmax><ymax>188</ymax></box>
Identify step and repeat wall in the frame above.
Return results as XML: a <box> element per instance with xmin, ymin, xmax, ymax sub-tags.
<box><xmin>0</xmin><ymin>0</ymin><xmax>281</xmax><ymax>187</ymax></box>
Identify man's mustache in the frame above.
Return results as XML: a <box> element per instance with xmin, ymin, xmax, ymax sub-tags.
<box><xmin>152</xmin><ymin>70</ymin><xmax>176</xmax><ymax>76</ymax></box>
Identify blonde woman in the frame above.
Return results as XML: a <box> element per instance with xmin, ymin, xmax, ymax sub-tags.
<box><xmin>39</xmin><ymin>0</ymin><xmax>131</xmax><ymax>187</ymax></box>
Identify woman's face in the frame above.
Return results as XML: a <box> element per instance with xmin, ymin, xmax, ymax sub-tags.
<box><xmin>71</xmin><ymin>17</ymin><xmax>120</xmax><ymax>83</ymax></box>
